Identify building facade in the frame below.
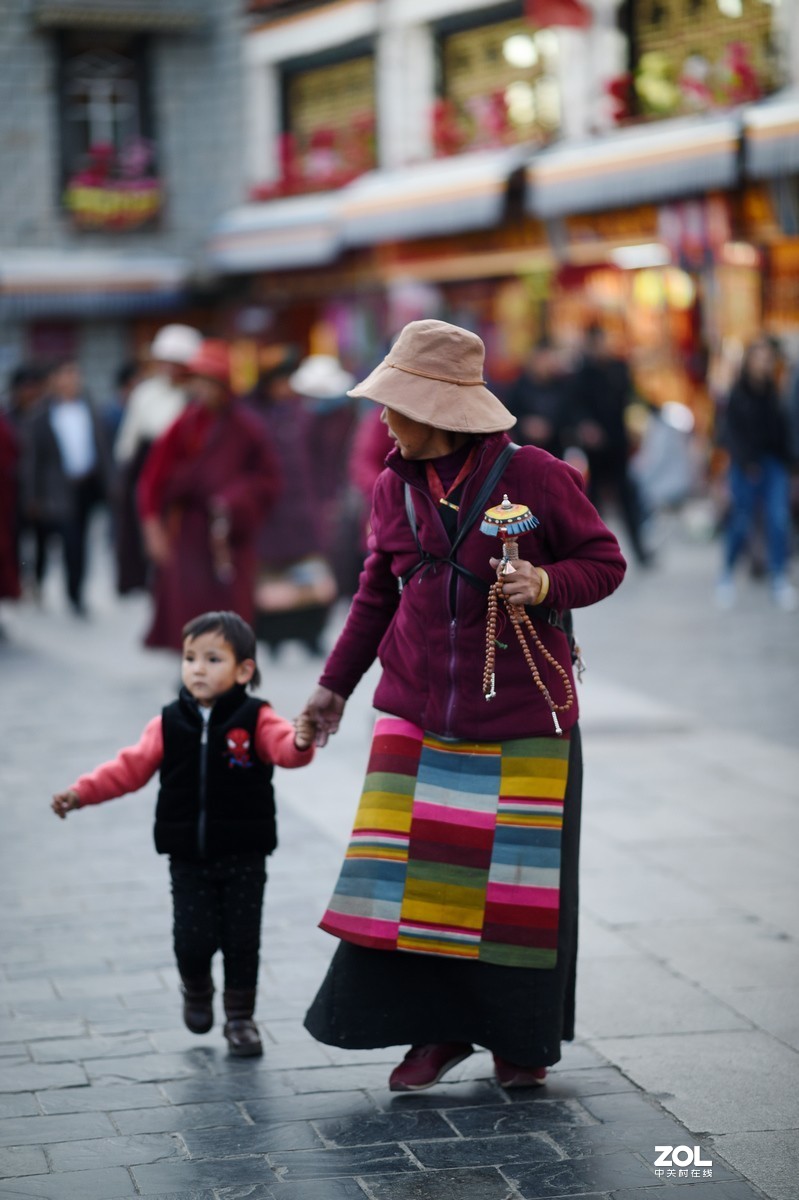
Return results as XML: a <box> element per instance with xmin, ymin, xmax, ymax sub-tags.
<box><xmin>208</xmin><ymin>0</ymin><xmax>799</xmax><ymax>423</ymax></box>
<box><xmin>0</xmin><ymin>0</ymin><xmax>245</xmax><ymax>397</ymax></box>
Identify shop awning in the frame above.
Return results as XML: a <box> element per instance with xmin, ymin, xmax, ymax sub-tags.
<box><xmin>339</xmin><ymin>147</ymin><xmax>529</xmax><ymax>247</ymax></box>
<box><xmin>743</xmin><ymin>90</ymin><xmax>799</xmax><ymax>179</ymax></box>
<box><xmin>208</xmin><ymin>194</ymin><xmax>341</xmax><ymax>273</ymax></box>
<box><xmin>31</xmin><ymin>1</ymin><xmax>205</xmax><ymax>31</ymax></box>
<box><xmin>526</xmin><ymin>114</ymin><xmax>740</xmax><ymax>219</ymax></box>
<box><xmin>0</xmin><ymin>252</ymin><xmax>190</xmax><ymax>319</ymax></box>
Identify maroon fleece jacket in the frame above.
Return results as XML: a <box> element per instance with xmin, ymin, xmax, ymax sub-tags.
<box><xmin>320</xmin><ymin>432</ymin><xmax>626</xmax><ymax>741</ymax></box>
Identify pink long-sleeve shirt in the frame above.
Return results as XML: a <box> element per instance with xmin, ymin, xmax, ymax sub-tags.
<box><xmin>72</xmin><ymin>706</ymin><xmax>313</xmax><ymax>806</ymax></box>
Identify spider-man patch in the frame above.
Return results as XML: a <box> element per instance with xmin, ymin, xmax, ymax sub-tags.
<box><xmin>225</xmin><ymin>729</ymin><xmax>253</xmax><ymax>769</ymax></box>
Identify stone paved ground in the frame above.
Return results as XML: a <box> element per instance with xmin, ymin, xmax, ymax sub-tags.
<box><xmin>0</xmin><ymin>516</ymin><xmax>797</xmax><ymax>1200</ymax></box>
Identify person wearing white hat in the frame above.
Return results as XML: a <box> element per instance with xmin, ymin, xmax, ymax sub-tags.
<box><xmin>289</xmin><ymin>354</ymin><xmax>355</xmax><ymax>402</ymax></box>
<box><xmin>112</xmin><ymin>324</ymin><xmax>202</xmax><ymax>594</ymax></box>
<box><xmin>114</xmin><ymin>325</ymin><xmax>203</xmax><ymax>467</ymax></box>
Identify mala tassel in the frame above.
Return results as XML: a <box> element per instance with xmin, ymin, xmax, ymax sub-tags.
<box><xmin>481</xmin><ymin>495</ymin><xmax>573</xmax><ymax>734</ymax></box>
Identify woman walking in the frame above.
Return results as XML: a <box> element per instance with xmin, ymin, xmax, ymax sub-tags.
<box><xmin>302</xmin><ymin>319</ymin><xmax>626</xmax><ymax>1090</ymax></box>
<box><xmin>716</xmin><ymin>336</ymin><xmax>796</xmax><ymax>611</ymax></box>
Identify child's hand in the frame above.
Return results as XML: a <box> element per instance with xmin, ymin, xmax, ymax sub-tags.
<box><xmin>52</xmin><ymin>790</ymin><xmax>80</xmax><ymax>819</ymax></box>
<box><xmin>293</xmin><ymin>712</ymin><xmax>316</xmax><ymax>752</ymax></box>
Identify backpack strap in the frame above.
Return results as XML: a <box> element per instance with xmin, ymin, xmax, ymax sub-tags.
<box><xmin>400</xmin><ymin>441</ymin><xmax>519</xmax><ymax>593</ymax></box>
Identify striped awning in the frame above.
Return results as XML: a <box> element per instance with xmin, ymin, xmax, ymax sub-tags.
<box><xmin>526</xmin><ymin>114</ymin><xmax>740</xmax><ymax>219</ymax></box>
<box><xmin>339</xmin><ymin>147</ymin><xmax>529</xmax><ymax>247</ymax></box>
<box><xmin>743</xmin><ymin>90</ymin><xmax>799</xmax><ymax>180</ymax></box>
<box><xmin>0</xmin><ymin>252</ymin><xmax>190</xmax><ymax>319</ymax></box>
<box><xmin>208</xmin><ymin>193</ymin><xmax>341</xmax><ymax>273</ymax></box>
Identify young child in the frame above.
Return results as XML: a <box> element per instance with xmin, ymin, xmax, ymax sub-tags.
<box><xmin>52</xmin><ymin>610</ymin><xmax>316</xmax><ymax>1057</ymax></box>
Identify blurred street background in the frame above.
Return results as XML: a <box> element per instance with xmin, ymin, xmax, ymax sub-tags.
<box><xmin>2</xmin><ymin>0</ymin><xmax>799</xmax><ymax>1197</ymax></box>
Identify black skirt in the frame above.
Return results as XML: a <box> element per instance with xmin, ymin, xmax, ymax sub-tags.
<box><xmin>304</xmin><ymin>725</ymin><xmax>583</xmax><ymax>1067</ymax></box>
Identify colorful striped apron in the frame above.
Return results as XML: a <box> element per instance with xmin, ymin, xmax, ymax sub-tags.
<box><xmin>319</xmin><ymin>716</ymin><xmax>570</xmax><ymax>969</ymax></box>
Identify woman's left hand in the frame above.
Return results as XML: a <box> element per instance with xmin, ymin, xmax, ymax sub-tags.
<box><xmin>489</xmin><ymin>557</ymin><xmax>544</xmax><ymax>606</ymax></box>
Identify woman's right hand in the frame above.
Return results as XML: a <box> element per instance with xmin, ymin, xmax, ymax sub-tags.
<box><xmin>303</xmin><ymin>687</ymin><xmax>346</xmax><ymax>747</ymax></box>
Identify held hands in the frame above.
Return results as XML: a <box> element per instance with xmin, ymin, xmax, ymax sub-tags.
<box><xmin>51</xmin><ymin>790</ymin><xmax>80</xmax><ymax>819</ymax></box>
<box><xmin>489</xmin><ymin>557</ymin><xmax>545</xmax><ymax>607</ymax></box>
<box><xmin>293</xmin><ymin>711</ymin><xmax>317</xmax><ymax>752</ymax></box>
<box><xmin>301</xmin><ymin>686</ymin><xmax>346</xmax><ymax>748</ymax></box>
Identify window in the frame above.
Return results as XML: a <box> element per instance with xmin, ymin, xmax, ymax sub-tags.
<box><xmin>58</xmin><ymin>32</ymin><xmax>161</xmax><ymax>230</ymax></box>
<box><xmin>436</xmin><ymin>17</ymin><xmax>561</xmax><ymax>156</ymax></box>
<box><xmin>253</xmin><ymin>51</ymin><xmax>376</xmax><ymax>199</ymax></box>
<box><xmin>630</xmin><ymin>0</ymin><xmax>780</xmax><ymax>119</ymax></box>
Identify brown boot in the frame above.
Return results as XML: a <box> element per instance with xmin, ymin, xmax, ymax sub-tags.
<box><xmin>223</xmin><ymin>988</ymin><xmax>263</xmax><ymax>1057</ymax></box>
<box><xmin>180</xmin><ymin>975</ymin><xmax>214</xmax><ymax>1034</ymax></box>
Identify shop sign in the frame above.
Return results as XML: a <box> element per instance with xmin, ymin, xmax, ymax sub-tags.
<box><xmin>564</xmin><ymin>205</ymin><xmax>660</xmax><ymax>246</ymax></box>
<box><xmin>658</xmin><ymin>195</ymin><xmax>731</xmax><ymax>269</ymax></box>
<box><xmin>384</xmin><ymin>219</ymin><xmax>549</xmax><ymax>265</ymax></box>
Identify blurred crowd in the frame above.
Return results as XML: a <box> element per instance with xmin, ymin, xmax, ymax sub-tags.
<box><xmin>1</xmin><ymin>317</ymin><xmax>797</xmax><ymax>647</ymax></box>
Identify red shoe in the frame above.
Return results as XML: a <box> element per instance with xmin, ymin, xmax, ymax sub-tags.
<box><xmin>493</xmin><ymin>1054</ymin><xmax>547</xmax><ymax>1088</ymax></box>
<box><xmin>389</xmin><ymin>1042</ymin><xmax>473</xmax><ymax>1092</ymax></box>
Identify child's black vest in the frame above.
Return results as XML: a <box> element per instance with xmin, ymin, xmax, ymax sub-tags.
<box><xmin>154</xmin><ymin>685</ymin><xmax>275</xmax><ymax>861</ymax></box>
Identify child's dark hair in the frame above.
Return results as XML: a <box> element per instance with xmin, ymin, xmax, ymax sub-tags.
<box><xmin>182</xmin><ymin>611</ymin><xmax>261</xmax><ymax>688</ymax></box>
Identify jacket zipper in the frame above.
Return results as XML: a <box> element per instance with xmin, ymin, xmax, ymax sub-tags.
<box><xmin>405</xmin><ymin>443</ymin><xmax>494</xmax><ymax>738</ymax></box>
<box><xmin>197</xmin><ymin>721</ymin><xmax>209</xmax><ymax>859</ymax></box>
<box><xmin>409</xmin><ymin>475</ymin><xmax>473</xmax><ymax>740</ymax></box>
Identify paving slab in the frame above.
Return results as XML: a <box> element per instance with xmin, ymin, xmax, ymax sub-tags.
<box><xmin>0</xmin><ymin>1111</ymin><xmax>117</xmax><ymax>1148</ymax></box>
<box><xmin>0</xmin><ymin>1144</ymin><xmax>49</xmax><ymax>1180</ymax></box>
<box><xmin>592</xmin><ymin>1030</ymin><xmax>799</xmax><ymax>1134</ymax></box>
<box><xmin>710</xmin><ymin>1130</ymin><xmax>799</xmax><ymax>1200</ymax></box>
<box><xmin>35</xmin><ymin>1082</ymin><xmax>166</xmax><ymax>1114</ymax></box>
<box><xmin>43</xmin><ymin>1130</ymin><xmax>184</xmax><ymax>1172</ymax></box>
<box><xmin>363</xmin><ymin>1168</ymin><xmax>517</xmax><ymax>1199</ymax></box>
<box><xmin>109</xmin><ymin>1099</ymin><xmax>248</xmax><ymax>1136</ymax></box>
<box><xmin>0</xmin><ymin>1165</ymin><xmax>138</xmax><ymax>1197</ymax></box>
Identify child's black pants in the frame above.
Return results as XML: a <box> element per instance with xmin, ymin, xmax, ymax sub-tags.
<box><xmin>169</xmin><ymin>854</ymin><xmax>267</xmax><ymax>990</ymax></box>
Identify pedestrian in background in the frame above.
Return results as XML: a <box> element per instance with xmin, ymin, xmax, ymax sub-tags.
<box><xmin>114</xmin><ymin>324</ymin><xmax>202</xmax><ymax>595</ymax></box>
<box><xmin>0</xmin><ymin>410</ymin><xmax>21</xmax><ymax>631</ymax></box>
<box><xmin>302</xmin><ymin>319</ymin><xmax>625</xmax><ymax>1092</ymax></box>
<box><xmin>247</xmin><ymin>351</ymin><xmax>320</xmax><ymax>572</ymax></box>
<box><xmin>505</xmin><ymin>337</ymin><xmax>568</xmax><ymax>459</ymax></box>
<box><xmin>716</xmin><ymin>336</ymin><xmax>796</xmax><ymax>611</ymax></box>
<box><xmin>246</xmin><ymin>352</ymin><xmax>338</xmax><ymax>656</ymax></box>
<box><xmin>4</xmin><ymin>364</ymin><xmax>46</xmax><ymax>428</ymax></box>
<box><xmin>103</xmin><ymin>360</ymin><xmax>143</xmax><ymax>446</ymax></box>
<box><xmin>138</xmin><ymin>340</ymin><xmax>281</xmax><ymax>651</ymax></box>
<box><xmin>20</xmin><ymin>358</ymin><xmax>111</xmax><ymax>615</ymax></box>
<box><xmin>52</xmin><ymin>611</ymin><xmax>317</xmax><ymax>1057</ymax></box>
<box><xmin>289</xmin><ymin>354</ymin><xmax>358</xmax><ymax>589</ymax></box>
<box><xmin>3</xmin><ymin>365</ymin><xmax>47</xmax><ymax>593</ymax></box>
<box><xmin>564</xmin><ymin>324</ymin><xmax>651</xmax><ymax>566</ymax></box>
<box><xmin>348</xmin><ymin>402</ymin><xmax>395</xmax><ymax>539</ymax></box>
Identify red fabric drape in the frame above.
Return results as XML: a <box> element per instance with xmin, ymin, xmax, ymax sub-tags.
<box><xmin>526</xmin><ymin>0</ymin><xmax>592</xmax><ymax>28</ymax></box>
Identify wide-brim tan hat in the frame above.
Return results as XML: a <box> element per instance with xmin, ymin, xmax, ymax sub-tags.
<box><xmin>348</xmin><ymin>319</ymin><xmax>515</xmax><ymax>434</ymax></box>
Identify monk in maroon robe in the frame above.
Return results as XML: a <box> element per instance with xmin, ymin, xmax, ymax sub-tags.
<box><xmin>138</xmin><ymin>340</ymin><xmax>280</xmax><ymax>651</ymax></box>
